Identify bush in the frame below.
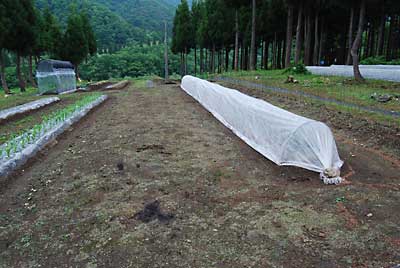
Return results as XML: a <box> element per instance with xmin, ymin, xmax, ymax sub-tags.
<box><xmin>0</xmin><ymin>65</ymin><xmax>33</xmax><ymax>92</ymax></box>
<box><xmin>360</xmin><ymin>56</ymin><xmax>400</xmax><ymax>65</ymax></box>
<box><xmin>283</xmin><ymin>63</ymin><xmax>310</xmax><ymax>75</ymax></box>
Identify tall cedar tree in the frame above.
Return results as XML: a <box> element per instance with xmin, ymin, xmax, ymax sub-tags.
<box><xmin>81</xmin><ymin>11</ymin><xmax>97</xmax><ymax>57</ymax></box>
<box><xmin>284</xmin><ymin>0</ymin><xmax>295</xmax><ymax>68</ymax></box>
<box><xmin>351</xmin><ymin>0</ymin><xmax>367</xmax><ymax>81</ymax></box>
<box><xmin>61</xmin><ymin>8</ymin><xmax>96</xmax><ymax>79</ymax></box>
<box><xmin>191</xmin><ymin>0</ymin><xmax>202</xmax><ymax>75</ymax></box>
<box><xmin>223</xmin><ymin>0</ymin><xmax>248</xmax><ymax>71</ymax></box>
<box><xmin>0</xmin><ymin>0</ymin><xmax>14</xmax><ymax>94</ymax></box>
<box><xmin>171</xmin><ymin>0</ymin><xmax>193</xmax><ymax>75</ymax></box>
<box><xmin>6</xmin><ymin>0</ymin><xmax>36</xmax><ymax>92</ymax></box>
<box><xmin>42</xmin><ymin>8</ymin><xmax>63</xmax><ymax>58</ymax></box>
<box><xmin>249</xmin><ymin>0</ymin><xmax>257</xmax><ymax>70</ymax></box>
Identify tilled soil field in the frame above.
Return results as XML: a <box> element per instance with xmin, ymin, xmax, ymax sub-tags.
<box><xmin>0</xmin><ymin>82</ymin><xmax>399</xmax><ymax>268</ymax></box>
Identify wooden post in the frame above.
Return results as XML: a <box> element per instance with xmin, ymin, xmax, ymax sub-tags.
<box><xmin>164</xmin><ymin>21</ymin><xmax>169</xmax><ymax>81</ymax></box>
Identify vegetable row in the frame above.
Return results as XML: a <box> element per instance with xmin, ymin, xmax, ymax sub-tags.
<box><xmin>0</xmin><ymin>93</ymin><xmax>103</xmax><ymax>161</ymax></box>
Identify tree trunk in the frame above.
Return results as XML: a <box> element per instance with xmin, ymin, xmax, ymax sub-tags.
<box><xmin>377</xmin><ymin>6</ymin><xmax>386</xmax><ymax>56</ymax></box>
<box><xmin>249</xmin><ymin>0</ymin><xmax>256</xmax><ymax>70</ymax></box>
<box><xmin>272</xmin><ymin>34</ymin><xmax>277</xmax><ymax>69</ymax></box>
<box><xmin>255</xmin><ymin>43</ymin><xmax>258</xmax><ymax>69</ymax></box>
<box><xmin>313</xmin><ymin>12</ymin><xmax>320</xmax><ymax>65</ymax></box>
<box><xmin>243</xmin><ymin>46</ymin><xmax>249</xmax><ymax>70</ymax></box>
<box><xmin>351</xmin><ymin>0</ymin><xmax>366</xmax><ymax>82</ymax></box>
<box><xmin>241</xmin><ymin>44</ymin><xmax>245</xmax><ymax>70</ymax></box>
<box><xmin>386</xmin><ymin>15</ymin><xmax>396</xmax><ymax>60</ymax></box>
<box><xmin>396</xmin><ymin>16</ymin><xmax>400</xmax><ymax>59</ymax></box>
<box><xmin>285</xmin><ymin>4</ymin><xmax>294</xmax><ymax>68</ymax></box>
<box><xmin>368</xmin><ymin>24</ymin><xmax>375</xmax><ymax>57</ymax></box>
<box><xmin>346</xmin><ymin>6</ymin><xmax>355</xmax><ymax>65</ymax></box>
<box><xmin>275</xmin><ymin>37</ymin><xmax>278</xmax><ymax>69</ymax></box>
<box><xmin>212</xmin><ymin>45</ymin><xmax>215</xmax><ymax>73</ymax></box>
<box><xmin>318</xmin><ymin>18</ymin><xmax>324</xmax><ymax>65</ymax></box>
<box><xmin>281</xmin><ymin>39</ymin><xmax>286</xmax><ymax>68</ymax></box>
<box><xmin>194</xmin><ymin>46</ymin><xmax>197</xmax><ymax>76</ymax></box>
<box><xmin>164</xmin><ymin>21</ymin><xmax>169</xmax><ymax>81</ymax></box>
<box><xmin>180</xmin><ymin>52</ymin><xmax>184</xmax><ymax>76</ymax></box>
<box><xmin>277</xmin><ymin>39</ymin><xmax>282</xmax><ymax>69</ymax></box>
<box><xmin>304</xmin><ymin>12</ymin><xmax>312</xmax><ymax>66</ymax></box>
<box><xmin>225</xmin><ymin>48</ymin><xmax>229</xmax><ymax>71</ymax></box>
<box><xmin>263</xmin><ymin>40</ymin><xmax>269</xmax><ymax>69</ymax></box>
<box><xmin>217</xmin><ymin>50</ymin><xmax>221</xmax><ymax>73</ymax></box>
<box><xmin>184</xmin><ymin>47</ymin><xmax>188</xmax><ymax>75</ymax></box>
<box><xmin>205</xmin><ymin>49</ymin><xmax>208</xmax><ymax>73</ymax></box>
<box><xmin>365</xmin><ymin>24</ymin><xmax>371</xmax><ymax>58</ymax></box>
<box><xmin>261</xmin><ymin>40</ymin><xmax>265</xmax><ymax>69</ymax></box>
<box><xmin>200</xmin><ymin>48</ymin><xmax>204</xmax><ymax>74</ymax></box>
<box><xmin>0</xmin><ymin>50</ymin><xmax>10</xmax><ymax>94</ymax></box>
<box><xmin>260</xmin><ymin>41</ymin><xmax>264</xmax><ymax>68</ymax></box>
<box><xmin>248</xmin><ymin>46</ymin><xmax>251</xmax><ymax>70</ymax></box>
<box><xmin>28</xmin><ymin>55</ymin><xmax>37</xmax><ymax>88</ymax></box>
<box><xmin>16</xmin><ymin>52</ymin><xmax>26</xmax><ymax>92</ymax></box>
<box><xmin>221</xmin><ymin>50</ymin><xmax>225</xmax><ymax>72</ymax></box>
<box><xmin>234</xmin><ymin>9</ymin><xmax>240</xmax><ymax>71</ymax></box>
<box><xmin>75</xmin><ymin>64</ymin><xmax>81</xmax><ymax>81</ymax></box>
<box><xmin>295</xmin><ymin>4</ymin><xmax>304</xmax><ymax>64</ymax></box>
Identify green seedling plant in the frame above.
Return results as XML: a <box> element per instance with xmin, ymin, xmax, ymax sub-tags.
<box><xmin>0</xmin><ymin>93</ymin><xmax>103</xmax><ymax>161</ymax></box>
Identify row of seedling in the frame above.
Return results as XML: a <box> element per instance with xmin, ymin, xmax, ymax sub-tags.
<box><xmin>0</xmin><ymin>93</ymin><xmax>102</xmax><ymax>161</ymax></box>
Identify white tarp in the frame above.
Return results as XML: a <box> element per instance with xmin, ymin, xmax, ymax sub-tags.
<box><xmin>181</xmin><ymin>76</ymin><xmax>344</xmax><ymax>184</ymax></box>
<box><xmin>0</xmin><ymin>97</ymin><xmax>60</xmax><ymax>122</ymax></box>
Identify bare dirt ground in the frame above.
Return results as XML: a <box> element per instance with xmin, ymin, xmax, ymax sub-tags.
<box><xmin>0</xmin><ymin>82</ymin><xmax>399</xmax><ymax>268</ymax></box>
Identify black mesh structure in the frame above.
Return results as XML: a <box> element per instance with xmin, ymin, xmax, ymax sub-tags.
<box><xmin>37</xmin><ymin>60</ymin><xmax>75</xmax><ymax>73</ymax></box>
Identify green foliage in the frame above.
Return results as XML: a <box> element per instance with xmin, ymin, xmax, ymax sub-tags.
<box><xmin>95</xmin><ymin>0</ymin><xmax>174</xmax><ymax>33</ymax></box>
<box><xmin>35</xmin><ymin>0</ymin><xmax>175</xmax><ymax>50</ymax></box>
<box><xmin>80</xmin><ymin>44</ymin><xmax>183</xmax><ymax>81</ymax></box>
<box><xmin>58</xmin><ymin>9</ymin><xmax>97</xmax><ymax>68</ymax></box>
<box><xmin>283</xmin><ymin>63</ymin><xmax>310</xmax><ymax>75</ymax></box>
<box><xmin>81</xmin><ymin>12</ymin><xmax>97</xmax><ymax>56</ymax></box>
<box><xmin>172</xmin><ymin>0</ymin><xmax>194</xmax><ymax>53</ymax></box>
<box><xmin>3</xmin><ymin>67</ymin><xmax>19</xmax><ymax>89</ymax></box>
<box><xmin>59</xmin><ymin>8</ymin><xmax>88</xmax><ymax>66</ymax></box>
<box><xmin>38</xmin><ymin>8</ymin><xmax>63</xmax><ymax>58</ymax></box>
<box><xmin>360</xmin><ymin>56</ymin><xmax>400</xmax><ymax>65</ymax></box>
<box><xmin>5</xmin><ymin>0</ymin><xmax>36</xmax><ymax>55</ymax></box>
<box><xmin>0</xmin><ymin>1</ymin><xmax>13</xmax><ymax>48</ymax></box>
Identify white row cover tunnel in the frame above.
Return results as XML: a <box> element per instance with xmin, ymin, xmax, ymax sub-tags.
<box><xmin>181</xmin><ymin>76</ymin><xmax>344</xmax><ymax>184</ymax></box>
<box><xmin>306</xmin><ymin>65</ymin><xmax>400</xmax><ymax>82</ymax></box>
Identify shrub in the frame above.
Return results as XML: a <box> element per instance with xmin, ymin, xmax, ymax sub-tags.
<box><xmin>283</xmin><ymin>63</ymin><xmax>310</xmax><ymax>75</ymax></box>
<box><xmin>360</xmin><ymin>56</ymin><xmax>400</xmax><ymax>65</ymax></box>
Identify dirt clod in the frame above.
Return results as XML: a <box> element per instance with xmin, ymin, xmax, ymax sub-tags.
<box><xmin>134</xmin><ymin>200</ymin><xmax>174</xmax><ymax>223</ymax></box>
<box><xmin>116</xmin><ymin>161</ymin><xmax>124</xmax><ymax>171</ymax></box>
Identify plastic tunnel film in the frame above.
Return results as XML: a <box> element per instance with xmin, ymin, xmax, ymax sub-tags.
<box><xmin>306</xmin><ymin>65</ymin><xmax>400</xmax><ymax>82</ymax></box>
<box><xmin>36</xmin><ymin>60</ymin><xmax>77</xmax><ymax>94</ymax></box>
<box><xmin>180</xmin><ymin>76</ymin><xmax>344</xmax><ymax>184</ymax></box>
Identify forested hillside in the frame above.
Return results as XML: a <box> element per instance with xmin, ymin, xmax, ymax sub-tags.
<box><xmin>35</xmin><ymin>0</ymin><xmax>176</xmax><ymax>50</ymax></box>
<box><xmin>95</xmin><ymin>0</ymin><xmax>174</xmax><ymax>32</ymax></box>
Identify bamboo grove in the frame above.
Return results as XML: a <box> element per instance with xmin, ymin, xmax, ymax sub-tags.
<box><xmin>171</xmin><ymin>0</ymin><xmax>400</xmax><ymax>81</ymax></box>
